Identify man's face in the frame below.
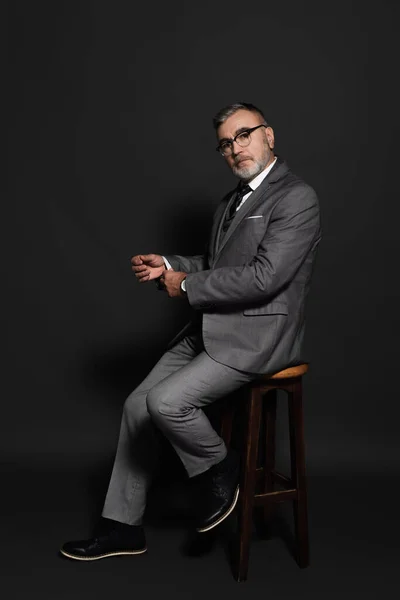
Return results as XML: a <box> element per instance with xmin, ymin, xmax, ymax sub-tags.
<box><xmin>217</xmin><ymin>109</ymin><xmax>275</xmax><ymax>181</ymax></box>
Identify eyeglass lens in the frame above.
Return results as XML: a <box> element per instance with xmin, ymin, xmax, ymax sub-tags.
<box><xmin>220</xmin><ymin>131</ymin><xmax>251</xmax><ymax>155</ymax></box>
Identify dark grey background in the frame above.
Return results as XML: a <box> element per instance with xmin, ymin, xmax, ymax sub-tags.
<box><xmin>4</xmin><ymin>0</ymin><xmax>400</xmax><ymax>597</ymax></box>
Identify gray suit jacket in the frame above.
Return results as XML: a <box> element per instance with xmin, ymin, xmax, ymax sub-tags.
<box><xmin>164</xmin><ymin>157</ymin><xmax>321</xmax><ymax>375</ymax></box>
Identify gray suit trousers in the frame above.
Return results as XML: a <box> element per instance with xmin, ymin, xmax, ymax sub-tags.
<box><xmin>101</xmin><ymin>331</ymin><xmax>255</xmax><ymax>525</ymax></box>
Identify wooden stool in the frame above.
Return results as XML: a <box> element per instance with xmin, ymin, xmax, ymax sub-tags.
<box><xmin>220</xmin><ymin>363</ymin><xmax>310</xmax><ymax>582</ymax></box>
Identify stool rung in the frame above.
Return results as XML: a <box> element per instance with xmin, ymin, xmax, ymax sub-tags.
<box><xmin>254</xmin><ymin>489</ymin><xmax>297</xmax><ymax>505</ymax></box>
<box><xmin>255</xmin><ymin>468</ymin><xmax>293</xmax><ymax>489</ymax></box>
<box><xmin>272</xmin><ymin>471</ymin><xmax>293</xmax><ymax>488</ymax></box>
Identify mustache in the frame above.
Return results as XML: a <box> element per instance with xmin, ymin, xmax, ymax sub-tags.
<box><xmin>234</xmin><ymin>156</ymin><xmax>253</xmax><ymax>166</ymax></box>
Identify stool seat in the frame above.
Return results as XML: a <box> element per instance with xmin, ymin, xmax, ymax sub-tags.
<box><xmin>265</xmin><ymin>363</ymin><xmax>308</xmax><ymax>380</ymax></box>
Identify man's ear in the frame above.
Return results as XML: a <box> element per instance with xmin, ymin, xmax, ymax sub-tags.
<box><xmin>266</xmin><ymin>126</ymin><xmax>275</xmax><ymax>148</ymax></box>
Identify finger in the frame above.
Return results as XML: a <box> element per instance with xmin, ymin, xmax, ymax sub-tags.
<box><xmin>131</xmin><ymin>256</ymin><xmax>143</xmax><ymax>266</ymax></box>
<box><xmin>136</xmin><ymin>270</ymin><xmax>149</xmax><ymax>280</ymax></box>
<box><xmin>139</xmin><ymin>254</ymin><xmax>154</xmax><ymax>262</ymax></box>
<box><xmin>132</xmin><ymin>264</ymin><xmax>148</xmax><ymax>273</ymax></box>
<box><xmin>138</xmin><ymin>274</ymin><xmax>150</xmax><ymax>282</ymax></box>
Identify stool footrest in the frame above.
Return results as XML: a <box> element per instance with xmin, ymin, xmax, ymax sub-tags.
<box><xmin>272</xmin><ymin>471</ymin><xmax>293</xmax><ymax>488</ymax></box>
<box><xmin>254</xmin><ymin>489</ymin><xmax>297</xmax><ymax>505</ymax></box>
<box><xmin>255</xmin><ymin>468</ymin><xmax>293</xmax><ymax>489</ymax></box>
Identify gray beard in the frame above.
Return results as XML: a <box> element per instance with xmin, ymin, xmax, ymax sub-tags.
<box><xmin>232</xmin><ymin>157</ymin><xmax>267</xmax><ymax>181</ymax></box>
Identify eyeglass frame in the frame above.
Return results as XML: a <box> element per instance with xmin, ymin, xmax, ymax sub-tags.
<box><xmin>216</xmin><ymin>123</ymin><xmax>268</xmax><ymax>156</ymax></box>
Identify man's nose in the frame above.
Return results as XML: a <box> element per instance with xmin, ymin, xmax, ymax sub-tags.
<box><xmin>231</xmin><ymin>139</ymin><xmax>244</xmax><ymax>155</ymax></box>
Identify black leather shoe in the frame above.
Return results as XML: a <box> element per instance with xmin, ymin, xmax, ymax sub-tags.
<box><xmin>59</xmin><ymin>520</ymin><xmax>147</xmax><ymax>561</ymax></box>
<box><xmin>195</xmin><ymin>449</ymin><xmax>240</xmax><ymax>533</ymax></box>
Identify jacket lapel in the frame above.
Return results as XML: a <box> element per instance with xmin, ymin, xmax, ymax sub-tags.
<box><xmin>213</xmin><ymin>158</ymin><xmax>289</xmax><ymax>263</ymax></box>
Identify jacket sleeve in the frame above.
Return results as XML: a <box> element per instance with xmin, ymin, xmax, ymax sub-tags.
<box><xmin>185</xmin><ymin>185</ymin><xmax>321</xmax><ymax>309</ymax></box>
<box><xmin>163</xmin><ymin>254</ymin><xmax>207</xmax><ymax>273</ymax></box>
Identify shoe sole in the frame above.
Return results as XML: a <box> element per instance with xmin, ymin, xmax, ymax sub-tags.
<box><xmin>59</xmin><ymin>547</ymin><xmax>147</xmax><ymax>561</ymax></box>
<box><xmin>196</xmin><ymin>485</ymin><xmax>240</xmax><ymax>533</ymax></box>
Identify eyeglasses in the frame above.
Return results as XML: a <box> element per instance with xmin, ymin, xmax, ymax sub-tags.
<box><xmin>216</xmin><ymin>123</ymin><xmax>268</xmax><ymax>156</ymax></box>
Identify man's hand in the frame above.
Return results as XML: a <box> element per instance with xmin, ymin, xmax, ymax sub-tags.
<box><xmin>131</xmin><ymin>254</ymin><xmax>165</xmax><ymax>282</ymax></box>
<box><xmin>160</xmin><ymin>270</ymin><xmax>187</xmax><ymax>298</ymax></box>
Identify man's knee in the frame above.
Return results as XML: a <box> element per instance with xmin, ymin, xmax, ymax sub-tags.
<box><xmin>146</xmin><ymin>385</ymin><xmax>187</xmax><ymax>422</ymax></box>
<box><xmin>123</xmin><ymin>389</ymin><xmax>148</xmax><ymax>423</ymax></box>
<box><xmin>146</xmin><ymin>385</ymin><xmax>165</xmax><ymax>420</ymax></box>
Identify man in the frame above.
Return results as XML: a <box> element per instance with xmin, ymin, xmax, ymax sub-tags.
<box><xmin>60</xmin><ymin>102</ymin><xmax>321</xmax><ymax>561</ymax></box>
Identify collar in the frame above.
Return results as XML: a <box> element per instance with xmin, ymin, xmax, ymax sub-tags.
<box><xmin>248</xmin><ymin>157</ymin><xmax>278</xmax><ymax>191</ymax></box>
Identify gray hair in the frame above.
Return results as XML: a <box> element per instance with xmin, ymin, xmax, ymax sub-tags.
<box><xmin>212</xmin><ymin>102</ymin><xmax>268</xmax><ymax>130</ymax></box>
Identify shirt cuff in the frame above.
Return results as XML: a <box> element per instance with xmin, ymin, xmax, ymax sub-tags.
<box><xmin>180</xmin><ymin>279</ymin><xmax>187</xmax><ymax>292</ymax></box>
<box><xmin>162</xmin><ymin>256</ymin><xmax>173</xmax><ymax>270</ymax></box>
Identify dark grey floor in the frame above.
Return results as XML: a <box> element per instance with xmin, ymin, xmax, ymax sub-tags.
<box><xmin>2</xmin><ymin>460</ymin><xmax>399</xmax><ymax>600</ymax></box>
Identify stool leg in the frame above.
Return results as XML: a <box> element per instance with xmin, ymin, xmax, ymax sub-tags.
<box><xmin>263</xmin><ymin>388</ymin><xmax>277</xmax><ymax>528</ymax></box>
<box><xmin>288</xmin><ymin>380</ymin><xmax>309</xmax><ymax>568</ymax></box>
<box><xmin>235</xmin><ymin>385</ymin><xmax>262</xmax><ymax>582</ymax></box>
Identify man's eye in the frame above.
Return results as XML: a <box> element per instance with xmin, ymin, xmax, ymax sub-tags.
<box><xmin>237</xmin><ymin>131</ymin><xmax>250</xmax><ymax>141</ymax></box>
<box><xmin>220</xmin><ymin>142</ymin><xmax>230</xmax><ymax>150</ymax></box>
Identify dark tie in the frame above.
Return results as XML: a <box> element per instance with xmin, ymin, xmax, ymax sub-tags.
<box><xmin>222</xmin><ymin>182</ymin><xmax>252</xmax><ymax>232</ymax></box>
